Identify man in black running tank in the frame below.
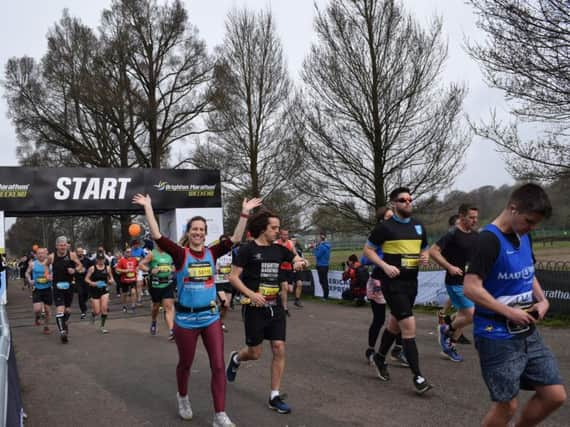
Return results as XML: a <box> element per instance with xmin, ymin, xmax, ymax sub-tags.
<box><xmin>48</xmin><ymin>236</ymin><xmax>83</xmax><ymax>343</ymax></box>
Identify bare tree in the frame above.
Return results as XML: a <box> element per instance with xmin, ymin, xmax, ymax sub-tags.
<box><xmin>467</xmin><ymin>0</ymin><xmax>570</xmax><ymax>180</ymax></box>
<box><xmin>198</xmin><ymin>7</ymin><xmax>300</xmax><ymax>199</ymax></box>
<box><xmin>296</xmin><ymin>0</ymin><xmax>469</xmax><ymax>227</ymax></box>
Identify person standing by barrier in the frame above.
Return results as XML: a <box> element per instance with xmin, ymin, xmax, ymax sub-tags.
<box><xmin>48</xmin><ymin>236</ymin><xmax>83</xmax><ymax>344</ymax></box>
<box><xmin>25</xmin><ymin>248</ymin><xmax>52</xmax><ymax>334</ymax></box>
<box><xmin>85</xmin><ymin>253</ymin><xmax>115</xmax><ymax>334</ymax></box>
<box><xmin>363</xmin><ymin>187</ymin><xmax>432</xmax><ymax>395</ymax></box>
<box><xmin>430</xmin><ymin>204</ymin><xmax>479</xmax><ymax>362</ymax></box>
<box><xmin>226</xmin><ymin>210</ymin><xmax>309</xmax><ymax>415</ymax></box>
<box><xmin>139</xmin><ymin>245</ymin><xmax>176</xmax><ymax>340</ymax></box>
<box><xmin>312</xmin><ymin>233</ymin><xmax>331</xmax><ymax>299</ymax></box>
<box><xmin>133</xmin><ymin>192</ymin><xmax>261</xmax><ymax>427</ymax></box>
<box><xmin>464</xmin><ymin>183</ymin><xmax>566</xmax><ymax>427</ymax></box>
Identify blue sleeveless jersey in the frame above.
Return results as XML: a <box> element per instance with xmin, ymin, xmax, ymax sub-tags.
<box><xmin>175</xmin><ymin>248</ymin><xmax>219</xmax><ymax>329</ymax></box>
<box><xmin>32</xmin><ymin>260</ymin><xmax>51</xmax><ymax>290</ymax></box>
<box><xmin>474</xmin><ymin>224</ymin><xmax>534</xmax><ymax>339</ymax></box>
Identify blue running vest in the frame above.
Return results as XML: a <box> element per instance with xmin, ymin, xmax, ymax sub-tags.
<box><xmin>32</xmin><ymin>260</ymin><xmax>51</xmax><ymax>290</ymax></box>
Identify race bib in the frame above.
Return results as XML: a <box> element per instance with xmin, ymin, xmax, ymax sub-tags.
<box><xmin>126</xmin><ymin>272</ymin><xmax>135</xmax><ymax>278</ymax></box>
<box><xmin>219</xmin><ymin>266</ymin><xmax>231</xmax><ymax>274</ymax></box>
<box><xmin>56</xmin><ymin>282</ymin><xmax>70</xmax><ymax>290</ymax></box>
<box><xmin>36</xmin><ymin>277</ymin><xmax>48</xmax><ymax>284</ymax></box>
<box><xmin>188</xmin><ymin>263</ymin><xmax>213</xmax><ymax>280</ymax></box>
<box><xmin>401</xmin><ymin>255</ymin><xmax>419</xmax><ymax>269</ymax></box>
<box><xmin>158</xmin><ymin>265</ymin><xmax>171</xmax><ymax>273</ymax></box>
<box><xmin>259</xmin><ymin>283</ymin><xmax>280</xmax><ymax>298</ymax></box>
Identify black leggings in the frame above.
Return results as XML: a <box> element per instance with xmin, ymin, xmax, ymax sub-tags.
<box><xmin>317</xmin><ymin>266</ymin><xmax>329</xmax><ymax>299</ymax></box>
<box><xmin>369</xmin><ymin>301</ymin><xmax>386</xmax><ymax>348</ymax></box>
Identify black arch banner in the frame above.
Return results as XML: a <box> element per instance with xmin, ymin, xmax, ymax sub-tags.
<box><xmin>0</xmin><ymin>167</ymin><xmax>221</xmax><ymax>215</ymax></box>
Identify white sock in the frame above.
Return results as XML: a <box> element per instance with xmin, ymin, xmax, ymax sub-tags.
<box><xmin>270</xmin><ymin>390</ymin><xmax>279</xmax><ymax>400</ymax></box>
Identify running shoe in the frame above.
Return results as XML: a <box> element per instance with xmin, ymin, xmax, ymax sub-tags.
<box><xmin>457</xmin><ymin>334</ymin><xmax>471</xmax><ymax>345</ymax></box>
<box><xmin>438</xmin><ymin>325</ymin><xmax>452</xmax><ymax>351</ymax></box>
<box><xmin>60</xmin><ymin>331</ymin><xmax>68</xmax><ymax>344</ymax></box>
<box><xmin>365</xmin><ymin>348</ymin><xmax>375</xmax><ymax>365</ymax></box>
<box><xmin>389</xmin><ymin>347</ymin><xmax>410</xmax><ymax>368</ymax></box>
<box><xmin>268</xmin><ymin>395</ymin><xmax>291</xmax><ymax>414</ymax></box>
<box><xmin>176</xmin><ymin>393</ymin><xmax>193</xmax><ymax>420</ymax></box>
<box><xmin>226</xmin><ymin>351</ymin><xmax>240</xmax><ymax>382</ymax></box>
<box><xmin>413</xmin><ymin>375</ymin><xmax>433</xmax><ymax>395</ymax></box>
<box><xmin>34</xmin><ymin>317</ymin><xmax>41</xmax><ymax>327</ymax></box>
<box><xmin>80</xmin><ymin>312</ymin><xmax>87</xmax><ymax>320</ymax></box>
<box><xmin>221</xmin><ymin>323</ymin><xmax>228</xmax><ymax>333</ymax></box>
<box><xmin>213</xmin><ymin>411</ymin><xmax>236</xmax><ymax>427</ymax></box>
<box><xmin>373</xmin><ymin>353</ymin><xmax>390</xmax><ymax>381</ymax></box>
<box><xmin>285</xmin><ymin>309</ymin><xmax>291</xmax><ymax>317</ymax></box>
<box><xmin>43</xmin><ymin>326</ymin><xmax>51</xmax><ymax>335</ymax></box>
<box><xmin>150</xmin><ymin>321</ymin><xmax>157</xmax><ymax>336</ymax></box>
<box><xmin>441</xmin><ymin>345</ymin><xmax>463</xmax><ymax>362</ymax></box>
<box><xmin>122</xmin><ymin>306</ymin><xmax>128</xmax><ymax>314</ymax></box>
<box><xmin>168</xmin><ymin>330</ymin><xmax>175</xmax><ymax>342</ymax></box>
<box><xmin>294</xmin><ymin>300</ymin><xmax>304</xmax><ymax>308</ymax></box>
<box><xmin>100</xmin><ymin>327</ymin><xmax>109</xmax><ymax>334</ymax></box>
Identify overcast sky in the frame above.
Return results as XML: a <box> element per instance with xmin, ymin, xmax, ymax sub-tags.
<box><xmin>0</xmin><ymin>0</ymin><xmax>515</xmax><ymax>192</ymax></box>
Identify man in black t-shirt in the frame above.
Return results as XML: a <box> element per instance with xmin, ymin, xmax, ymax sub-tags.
<box><xmin>430</xmin><ymin>204</ymin><xmax>479</xmax><ymax>362</ymax></box>
<box><xmin>226</xmin><ymin>210</ymin><xmax>308</xmax><ymax>415</ymax></box>
<box><xmin>363</xmin><ymin>187</ymin><xmax>432</xmax><ymax>395</ymax></box>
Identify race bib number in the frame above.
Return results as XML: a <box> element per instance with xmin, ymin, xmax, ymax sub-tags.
<box><xmin>219</xmin><ymin>266</ymin><xmax>231</xmax><ymax>274</ymax></box>
<box><xmin>158</xmin><ymin>265</ymin><xmax>171</xmax><ymax>273</ymax></box>
<box><xmin>36</xmin><ymin>277</ymin><xmax>48</xmax><ymax>284</ymax></box>
<box><xmin>401</xmin><ymin>255</ymin><xmax>419</xmax><ymax>269</ymax></box>
<box><xmin>188</xmin><ymin>263</ymin><xmax>213</xmax><ymax>280</ymax></box>
<box><xmin>56</xmin><ymin>282</ymin><xmax>70</xmax><ymax>290</ymax></box>
<box><xmin>126</xmin><ymin>272</ymin><xmax>135</xmax><ymax>278</ymax></box>
<box><xmin>259</xmin><ymin>283</ymin><xmax>280</xmax><ymax>298</ymax></box>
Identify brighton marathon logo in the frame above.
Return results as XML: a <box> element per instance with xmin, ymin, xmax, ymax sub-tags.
<box><xmin>0</xmin><ymin>183</ymin><xmax>31</xmax><ymax>198</ymax></box>
<box><xmin>153</xmin><ymin>181</ymin><xmax>216</xmax><ymax>197</ymax></box>
<box><xmin>54</xmin><ymin>177</ymin><xmax>132</xmax><ymax>200</ymax></box>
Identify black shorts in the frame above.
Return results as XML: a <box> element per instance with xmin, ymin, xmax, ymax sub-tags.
<box><xmin>32</xmin><ymin>288</ymin><xmax>53</xmax><ymax>306</ymax></box>
<box><xmin>280</xmin><ymin>270</ymin><xmax>295</xmax><ymax>285</ymax></box>
<box><xmin>149</xmin><ymin>285</ymin><xmax>174</xmax><ymax>303</ymax></box>
<box><xmin>243</xmin><ymin>304</ymin><xmax>286</xmax><ymax>347</ymax></box>
<box><xmin>89</xmin><ymin>287</ymin><xmax>109</xmax><ymax>300</ymax></box>
<box><xmin>53</xmin><ymin>288</ymin><xmax>74</xmax><ymax>308</ymax></box>
<box><xmin>216</xmin><ymin>282</ymin><xmax>233</xmax><ymax>294</ymax></box>
<box><xmin>120</xmin><ymin>282</ymin><xmax>136</xmax><ymax>293</ymax></box>
<box><xmin>381</xmin><ymin>279</ymin><xmax>417</xmax><ymax>321</ymax></box>
<box><xmin>294</xmin><ymin>270</ymin><xmax>304</xmax><ymax>283</ymax></box>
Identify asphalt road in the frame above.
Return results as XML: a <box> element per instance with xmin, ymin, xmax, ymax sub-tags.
<box><xmin>6</xmin><ymin>281</ymin><xmax>570</xmax><ymax>427</ymax></box>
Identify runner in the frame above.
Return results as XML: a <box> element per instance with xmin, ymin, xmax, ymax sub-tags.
<box><xmin>275</xmin><ymin>230</ymin><xmax>299</xmax><ymax>311</ymax></box>
<box><xmin>290</xmin><ymin>236</ymin><xmax>305</xmax><ymax>308</ymax></box>
<box><xmin>464</xmin><ymin>183</ymin><xmax>566</xmax><ymax>426</ymax></box>
<box><xmin>48</xmin><ymin>236</ymin><xmax>83</xmax><ymax>344</ymax></box>
<box><xmin>25</xmin><ymin>248</ymin><xmax>52</xmax><ymax>334</ymax></box>
<box><xmin>139</xmin><ymin>245</ymin><xmax>176</xmax><ymax>340</ymax></box>
<box><xmin>115</xmin><ymin>247</ymin><xmax>139</xmax><ymax>313</ymax></box>
<box><xmin>214</xmin><ymin>248</ymin><xmax>233</xmax><ymax>332</ymax></box>
<box><xmin>133</xmin><ymin>192</ymin><xmax>261</xmax><ymax>426</ymax></box>
<box><xmin>85</xmin><ymin>253</ymin><xmax>115</xmax><ymax>334</ymax></box>
<box><xmin>363</xmin><ymin>187</ymin><xmax>432</xmax><ymax>394</ymax></box>
<box><xmin>75</xmin><ymin>247</ymin><xmax>93</xmax><ymax>320</ymax></box>
<box><xmin>226</xmin><ymin>210</ymin><xmax>309</xmax><ymax>415</ymax></box>
<box><xmin>430</xmin><ymin>204</ymin><xmax>479</xmax><ymax>362</ymax></box>
<box><xmin>130</xmin><ymin>239</ymin><xmax>147</xmax><ymax>305</ymax></box>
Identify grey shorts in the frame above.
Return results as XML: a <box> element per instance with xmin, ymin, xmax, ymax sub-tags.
<box><xmin>475</xmin><ymin>328</ymin><xmax>563</xmax><ymax>402</ymax></box>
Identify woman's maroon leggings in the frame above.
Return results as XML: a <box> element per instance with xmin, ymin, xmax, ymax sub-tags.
<box><xmin>174</xmin><ymin>320</ymin><xmax>226</xmax><ymax>412</ymax></box>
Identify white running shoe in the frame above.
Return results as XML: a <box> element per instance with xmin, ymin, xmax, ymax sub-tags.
<box><xmin>177</xmin><ymin>393</ymin><xmax>193</xmax><ymax>420</ymax></box>
<box><xmin>213</xmin><ymin>412</ymin><xmax>235</xmax><ymax>427</ymax></box>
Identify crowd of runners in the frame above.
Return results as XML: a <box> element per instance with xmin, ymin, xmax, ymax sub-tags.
<box><xmin>10</xmin><ymin>182</ymin><xmax>567</xmax><ymax>427</ymax></box>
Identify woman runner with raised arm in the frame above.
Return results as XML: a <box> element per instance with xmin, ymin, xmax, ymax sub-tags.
<box><xmin>132</xmin><ymin>193</ymin><xmax>261</xmax><ymax>427</ymax></box>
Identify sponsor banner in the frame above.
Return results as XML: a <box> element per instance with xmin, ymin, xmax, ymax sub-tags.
<box><xmin>174</xmin><ymin>207</ymin><xmax>224</xmax><ymax>247</ymax></box>
<box><xmin>536</xmin><ymin>270</ymin><xmax>570</xmax><ymax>316</ymax></box>
<box><xmin>0</xmin><ymin>167</ymin><xmax>221</xmax><ymax>214</ymax></box>
<box><xmin>312</xmin><ymin>269</ymin><xmax>448</xmax><ymax>305</ymax></box>
<box><xmin>0</xmin><ymin>211</ymin><xmax>5</xmax><ymax>304</ymax></box>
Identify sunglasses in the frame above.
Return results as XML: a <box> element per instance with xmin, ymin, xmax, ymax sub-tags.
<box><xmin>396</xmin><ymin>197</ymin><xmax>413</xmax><ymax>204</ymax></box>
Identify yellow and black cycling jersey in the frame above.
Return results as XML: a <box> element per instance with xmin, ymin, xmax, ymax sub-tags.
<box><xmin>366</xmin><ymin>216</ymin><xmax>428</xmax><ymax>282</ymax></box>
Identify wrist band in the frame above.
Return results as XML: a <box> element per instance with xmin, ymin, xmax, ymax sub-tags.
<box><xmin>240</xmin><ymin>213</ymin><xmax>249</xmax><ymax>219</ymax></box>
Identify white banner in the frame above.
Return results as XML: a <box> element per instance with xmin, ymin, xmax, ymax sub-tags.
<box><xmin>173</xmin><ymin>207</ymin><xmax>224</xmax><ymax>246</ymax></box>
<box><xmin>311</xmin><ymin>269</ymin><xmax>447</xmax><ymax>305</ymax></box>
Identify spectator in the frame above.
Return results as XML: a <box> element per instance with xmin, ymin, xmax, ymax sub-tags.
<box><xmin>342</xmin><ymin>254</ymin><xmax>368</xmax><ymax>305</ymax></box>
<box><xmin>312</xmin><ymin>233</ymin><xmax>331</xmax><ymax>299</ymax></box>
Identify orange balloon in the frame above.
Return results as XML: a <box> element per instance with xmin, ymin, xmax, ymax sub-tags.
<box><xmin>32</xmin><ymin>244</ymin><xmax>39</xmax><ymax>252</ymax></box>
<box><xmin>128</xmin><ymin>223</ymin><xmax>142</xmax><ymax>237</ymax></box>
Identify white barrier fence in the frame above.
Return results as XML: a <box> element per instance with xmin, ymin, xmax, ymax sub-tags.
<box><xmin>311</xmin><ymin>269</ymin><xmax>448</xmax><ymax>306</ymax></box>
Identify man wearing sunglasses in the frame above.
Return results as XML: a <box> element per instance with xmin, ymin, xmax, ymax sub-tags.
<box><xmin>363</xmin><ymin>187</ymin><xmax>432</xmax><ymax>395</ymax></box>
<box><xmin>464</xmin><ymin>184</ymin><xmax>565</xmax><ymax>427</ymax></box>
